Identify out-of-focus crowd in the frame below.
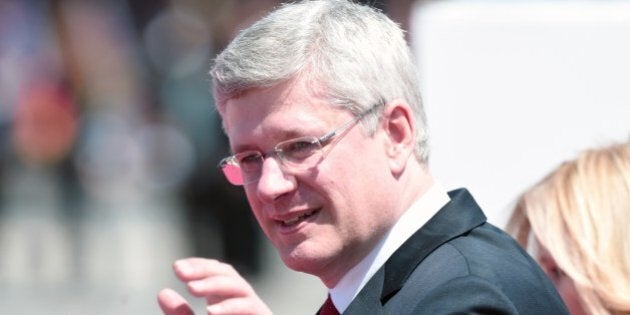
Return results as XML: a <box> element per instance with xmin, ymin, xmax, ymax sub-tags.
<box><xmin>0</xmin><ymin>1</ymin><xmax>414</xmax><ymax>314</ymax></box>
<box><xmin>0</xmin><ymin>1</ymin><xmax>279</xmax><ymax>314</ymax></box>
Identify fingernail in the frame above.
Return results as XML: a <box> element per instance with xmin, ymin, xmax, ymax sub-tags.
<box><xmin>188</xmin><ymin>280</ymin><xmax>204</xmax><ymax>291</ymax></box>
<box><xmin>175</xmin><ymin>260</ymin><xmax>192</xmax><ymax>274</ymax></box>
<box><xmin>207</xmin><ymin>305</ymin><xmax>221</xmax><ymax>313</ymax></box>
<box><xmin>159</xmin><ymin>288</ymin><xmax>177</xmax><ymax>298</ymax></box>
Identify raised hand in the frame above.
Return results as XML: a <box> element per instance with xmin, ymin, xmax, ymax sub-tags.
<box><xmin>158</xmin><ymin>258</ymin><xmax>272</xmax><ymax>315</ymax></box>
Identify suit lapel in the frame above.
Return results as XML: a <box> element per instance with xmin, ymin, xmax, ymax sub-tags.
<box><xmin>342</xmin><ymin>189</ymin><xmax>486</xmax><ymax>314</ymax></box>
<box><xmin>342</xmin><ymin>268</ymin><xmax>386</xmax><ymax>315</ymax></box>
<box><xmin>380</xmin><ymin>188</ymin><xmax>487</xmax><ymax>302</ymax></box>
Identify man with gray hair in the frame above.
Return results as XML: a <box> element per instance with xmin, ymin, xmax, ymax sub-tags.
<box><xmin>158</xmin><ymin>1</ymin><xmax>568</xmax><ymax>314</ymax></box>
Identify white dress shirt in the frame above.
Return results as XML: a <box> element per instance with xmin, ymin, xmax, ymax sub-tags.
<box><xmin>328</xmin><ymin>183</ymin><xmax>451</xmax><ymax>313</ymax></box>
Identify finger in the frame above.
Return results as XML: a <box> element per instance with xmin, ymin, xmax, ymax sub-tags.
<box><xmin>157</xmin><ymin>288</ymin><xmax>195</xmax><ymax>315</ymax></box>
<box><xmin>187</xmin><ymin>275</ymin><xmax>253</xmax><ymax>301</ymax></box>
<box><xmin>174</xmin><ymin>258</ymin><xmax>239</xmax><ymax>281</ymax></box>
<box><xmin>206</xmin><ymin>297</ymin><xmax>272</xmax><ymax>315</ymax></box>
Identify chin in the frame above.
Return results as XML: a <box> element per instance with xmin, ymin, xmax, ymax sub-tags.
<box><xmin>278</xmin><ymin>245</ymin><xmax>332</xmax><ymax>275</ymax></box>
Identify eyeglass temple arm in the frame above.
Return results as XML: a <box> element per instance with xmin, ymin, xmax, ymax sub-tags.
<box><xmin>318</xmin><ymin>100</ymin><xmax>385</xmax><ymax>144</ymax></box>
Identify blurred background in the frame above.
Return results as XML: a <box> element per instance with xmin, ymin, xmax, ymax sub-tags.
<box><xmin>0</xmin><ymin>0</ymin><xmax>628</xmax><ymax>314</ymax></box>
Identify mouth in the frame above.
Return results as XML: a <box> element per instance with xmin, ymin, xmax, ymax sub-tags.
<box><xmin>277</xmin><ymin>209</ymin><xmax>320</xmax><ymax>227</ymax></box>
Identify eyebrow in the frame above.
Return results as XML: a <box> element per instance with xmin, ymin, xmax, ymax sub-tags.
<box><xmin>229</xmin><ymin>125</ymin><xmax>324</xmax><ymax>154</ymax></box>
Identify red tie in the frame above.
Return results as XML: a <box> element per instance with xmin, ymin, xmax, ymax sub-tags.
<box><xmin>320</xmin><ymin>294</ymin><xmax>340</xmax><ymax>315</ymax></box>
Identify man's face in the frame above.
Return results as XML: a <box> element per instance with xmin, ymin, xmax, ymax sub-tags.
<box><xmin>223</xmin><ymin>78</ymin><xmax>398</xmax><ymax>286</ymax></box>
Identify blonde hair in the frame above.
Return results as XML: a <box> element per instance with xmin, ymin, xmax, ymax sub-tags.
<box><xmin>507</xmin><ymin>141</ymin><xmax>630</xmax><ymax>315</ymax></box>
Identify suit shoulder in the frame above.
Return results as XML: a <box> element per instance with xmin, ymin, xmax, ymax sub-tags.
<box><xmin>393</xmin><ymin>223</ymin><xmax>568</xmax><ymax>314</ymax></box>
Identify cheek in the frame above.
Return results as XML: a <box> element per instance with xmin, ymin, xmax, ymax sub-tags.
<box><xmin>557</xmin><ymin>279</ymin><xmax>586</xmax><ymax>315</ymax></box>
<box><xmin>243</xmin><ymin>190</ymin><xmax>268</xmax><ymax>227</ymax></box>
<box><xmin>320</xmin><ymin>140</ymin><xmax>385</xmax><ymax>189</ymax></box>
<box><xmin>321</xmin><ymin>176</ymin><xmax>394</xmax><ymax>242</ymax></box>
<box><xmin>318</xmin><ymin>141</ymin><xmax>393</xmax><ymax>221</ymax></box>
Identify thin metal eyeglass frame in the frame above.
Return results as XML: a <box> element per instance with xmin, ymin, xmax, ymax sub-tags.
<box><xmin>219</xmin><ymin>103</ymin><xmax>382</xmax><ymax>185</ymax></box>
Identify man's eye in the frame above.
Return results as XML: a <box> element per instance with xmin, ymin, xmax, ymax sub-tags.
<box><xmin>237</xmin><ymin>153</ymin><xmax>262</xmax><ymax>168</ymax></box>
<box><xmin>287</xmin><ymin>141</ymin><xmax>315</xmax><ymax>151</ymax></box>
<box><xmin>283</xmin><ymin>140</ymin><xmax>318</xmax><ymax>159</ymax></box>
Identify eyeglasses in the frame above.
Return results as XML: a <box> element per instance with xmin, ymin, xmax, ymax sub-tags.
<box><xmin>219</xmin><ymin>104</ymin><xmax>381</xmax><ymax>186</ymax></box>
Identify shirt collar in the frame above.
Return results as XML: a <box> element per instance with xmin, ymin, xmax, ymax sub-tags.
<box><xmin>328</xmin><ymin>182</ymin><xmax>450</xmax><ymax>312</ymax></box>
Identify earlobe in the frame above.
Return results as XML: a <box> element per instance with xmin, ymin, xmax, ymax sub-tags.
<box><xmin>383</xmin><ymin>100</ymin><xmax>415</xmax><ymax>174</ymax></box>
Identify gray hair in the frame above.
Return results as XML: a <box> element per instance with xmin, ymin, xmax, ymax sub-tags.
<box><xmin>210</xmin><ymin>0</ymin><xmax>429</xmax><ymax>162</ymax></box>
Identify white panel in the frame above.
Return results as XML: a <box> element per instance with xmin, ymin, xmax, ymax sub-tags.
<box><xmin>411</xmin><ymin>1</ymin><xmax>630</xmax><ymax>227</ymax></box>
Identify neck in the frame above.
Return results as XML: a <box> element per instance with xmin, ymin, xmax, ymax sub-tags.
<box><xmin>397</xmin><ymin>160</ymin><xmax>435</xmax><ymax>216</ymax></box>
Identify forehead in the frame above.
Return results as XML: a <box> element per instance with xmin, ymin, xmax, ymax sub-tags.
<box><xmin>223</xmin><ymin>79</ymin><xmax>347</xmax><ymax>147</ymax></box>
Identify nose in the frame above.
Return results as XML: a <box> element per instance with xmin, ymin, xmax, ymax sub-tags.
<box><xmin>254</xmin><ymin>156</ymin><xmax>297</xmax><ymax>203</ymax></box>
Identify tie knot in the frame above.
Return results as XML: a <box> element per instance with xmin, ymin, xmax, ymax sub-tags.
<box><xmin>320</xmin><ymin>294</ymin><xmax>340</xmax><ymax>315</ymax></box>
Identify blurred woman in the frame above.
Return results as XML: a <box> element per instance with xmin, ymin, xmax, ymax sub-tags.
<box><xmin>507</xmin><ymin>141</ymin><xmax>630</xmax><ymax>315</ymax></box>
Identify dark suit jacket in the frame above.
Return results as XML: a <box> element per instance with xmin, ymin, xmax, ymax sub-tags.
<box><xmin>336</xmin><ymin>189</ymin><xmax>568</xmax><ymax>314</ymax></box>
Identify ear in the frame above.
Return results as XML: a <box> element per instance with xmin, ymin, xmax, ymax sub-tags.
<box><xmin>381</xmin><ymin>99</ymin><xmax>416</xmax><ymax>174</ymax></box>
